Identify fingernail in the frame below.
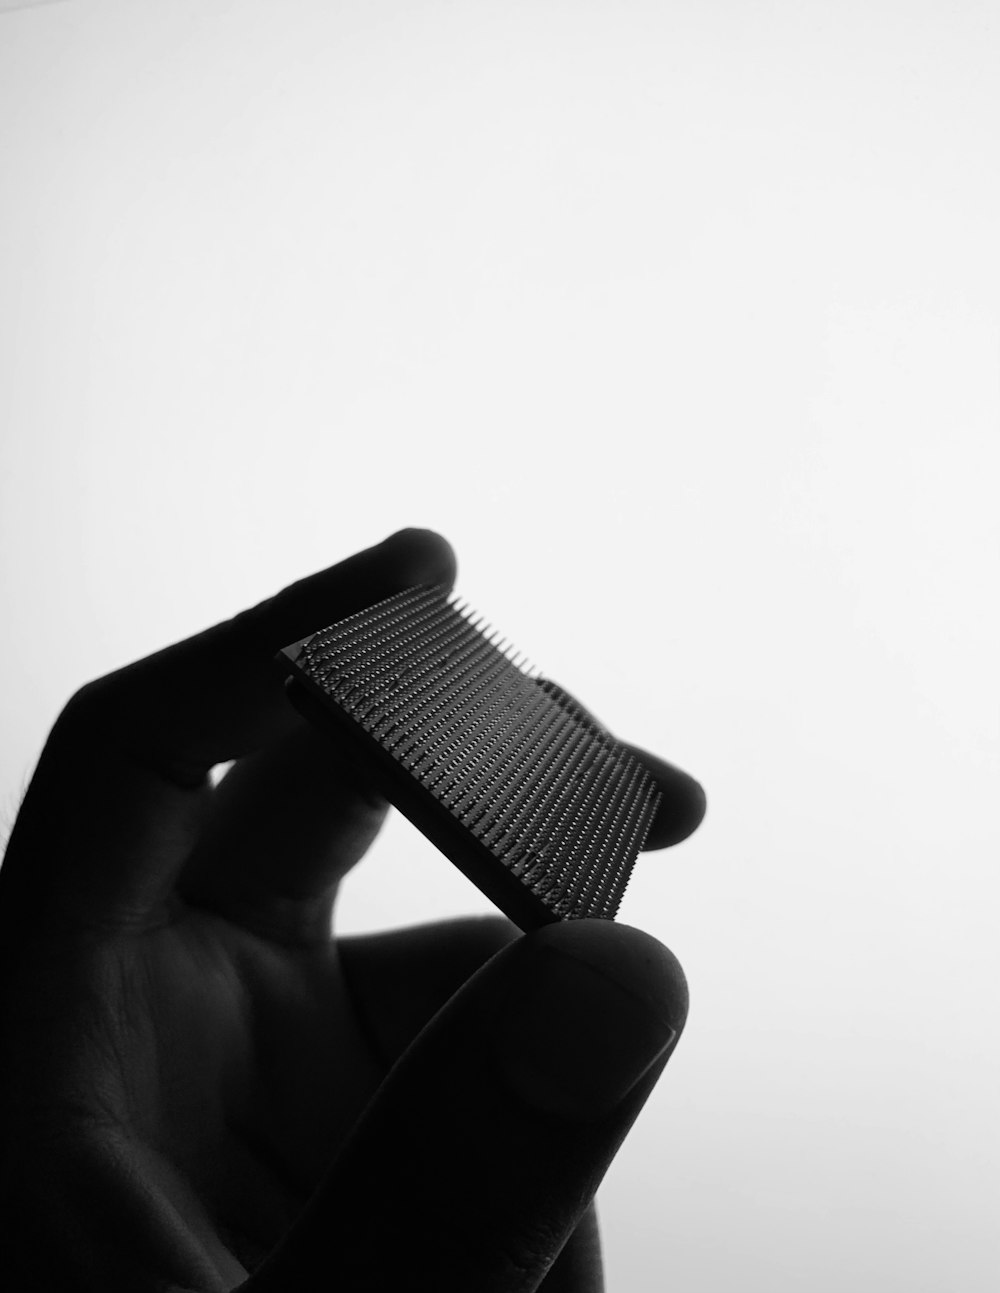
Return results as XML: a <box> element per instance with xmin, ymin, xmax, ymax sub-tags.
<box><xmin>494</xmin><ymin>940</ymin><xmax>681</xmax><ymax>1121</ymax></box>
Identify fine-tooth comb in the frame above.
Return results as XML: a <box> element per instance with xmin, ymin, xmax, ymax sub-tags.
<box><xmin>278</xmin><ymin>584</ymin><xmax>662</xmax><ymax>931</ymax></box>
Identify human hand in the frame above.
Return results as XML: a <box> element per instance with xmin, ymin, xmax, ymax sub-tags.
<box><xmin>0</xmin><ymin>529</ymin><xmax>705</xmax><ymax>1292</ymax></box>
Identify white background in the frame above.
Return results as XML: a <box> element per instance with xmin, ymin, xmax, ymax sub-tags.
<box><xmin>1</xmin><ymin>2</ymin><xmax>998</xmax><ymax>1289</ymax></box>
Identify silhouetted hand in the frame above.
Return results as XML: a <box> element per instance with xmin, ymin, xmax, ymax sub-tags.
<box><xmin>0</xmin><ymin>529</ymin><xmax>704</xmax><ymax>1292</ymax></box>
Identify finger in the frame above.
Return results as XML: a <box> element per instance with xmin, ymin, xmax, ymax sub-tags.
<box><xmin>0</xmin><ymin>529</ymin><xmax>456</xmax><ymax>930</ymax></box>
<box><xmin>624</xmin><ymin>743</ymin><xmax>707</xmax><ymax>849</ymax></box>
<box><xmin>539</xmin><ymin>1203</ymin><xmax>602</xmax><ymax>1293</ymax></box>
<box><xmin>243</xmin><ymin>920</ymin><xmax>686</xmax><ymax>1293</ymax></box>
<box><xmin>177</xmin><ymin>722</ymin><xmax>389</xmax><ymax>944</ymax></box>
<box><xmin>86</xmin><ymin>526</ymin><xmax>458</xmax><ymax>775</ymax></box>
<box><xmin>339</xmin><ymin>917</ymin><xmax>603</xmax><ymax>1290</ymax></box>
<box><xmin>337</xmin><ymin>915</ymin><xmax>521</xmax><ymax>1063</ymax></box>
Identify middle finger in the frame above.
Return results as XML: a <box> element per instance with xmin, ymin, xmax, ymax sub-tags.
<box><xmin>177</xmin><ymin>721</ymin><xmax>387</xmax><ymax>944</ymax></box>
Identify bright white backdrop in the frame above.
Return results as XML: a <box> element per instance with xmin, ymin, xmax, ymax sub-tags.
<box><xmin>1</xmin><ymin>2</ymin><xmax>998</xmax><ymax>1289</ymax></box>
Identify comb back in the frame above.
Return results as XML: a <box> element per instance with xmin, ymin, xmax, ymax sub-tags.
<box><xmin>280</xmin><ymin>585</ymin><xmax>660</xmax><ymax>930</ymax></box>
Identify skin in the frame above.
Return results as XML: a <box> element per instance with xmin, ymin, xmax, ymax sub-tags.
<box><xmin>0</xmin><ymin>529</ymin><xmax>705</xmax><ymax>1292</ymax></box>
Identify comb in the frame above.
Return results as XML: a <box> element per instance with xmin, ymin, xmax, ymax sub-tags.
<box><xmin>278</xmin><ymin>585</ymin><xmax>661</xmax><ymax>931</ymax></box>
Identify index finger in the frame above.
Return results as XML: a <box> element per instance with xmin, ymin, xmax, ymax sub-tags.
<box><xmin>0</xmin><ymin>529</ymin><xmax>457</xmax><ymax>931</ymax></box>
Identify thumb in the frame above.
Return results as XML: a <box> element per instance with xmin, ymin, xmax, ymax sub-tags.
<box><xmin>243</xmin><ymin>921</ymin><xmax>687</xmax><ymax>1293</ymax></box>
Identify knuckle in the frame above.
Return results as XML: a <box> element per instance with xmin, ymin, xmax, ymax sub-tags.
<box><xmin>49</xmin><ymin>671</ymin><xmax>133</xmax><ymax>754</ymax></box>
<box><xmin>54</xmin><ymin>678</ymin><xmax>111</xmax><ymax>738</ymax></box>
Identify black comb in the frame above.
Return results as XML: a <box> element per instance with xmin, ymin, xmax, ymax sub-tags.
<box><xmin>279</xmin><ymin>585</ymin><xmax>661</xmax><ymax>931</ymax></box>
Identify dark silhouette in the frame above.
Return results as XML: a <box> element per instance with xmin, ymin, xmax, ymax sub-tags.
<box><xmin>0</xmin><ymin>528</ymin><xmax>704</xmax><ymax>1291</ymax></box>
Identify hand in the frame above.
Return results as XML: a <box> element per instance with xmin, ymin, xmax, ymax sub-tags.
<box><xmin>0</xmin><ymin>529</ymin><xmax>704</xmax><ymax>1292</ymax></box>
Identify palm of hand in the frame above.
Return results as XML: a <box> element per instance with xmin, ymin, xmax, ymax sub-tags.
<box><xmin>5</xmin><ymin>854</ymin><xmax>520</xmax><ymax>1292</ymax></box>
<box><xmin>7</xmin><ymin>881</ymin><xmax>450</xmax><ymax>1286</ymax></box>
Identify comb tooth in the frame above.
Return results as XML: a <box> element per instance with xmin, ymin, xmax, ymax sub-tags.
<box><xmin>462</xmin><ymin>693</ymin><xmax>608</xmax><ymax>901</ymax></box>
<box><xmin>607</xmin><ymin>782</ymin><xmax>661</xmax><ymax>914</ymax></box>
<box><xmin>377</xmin><ymin>654</ymin><xmax>473</xmax><ymax>751</ymax></box>
<box><xmin>448</xmin><ymin>680</ymin><xmax>555</xmax><ymax>820</ymax></box>
<box><xmin>306</xmin><ymin>589</ymin><xmax>444</xmax><ymax>698</ymax></box>
<box><xmin>416</xmin><ymin>675</ymin><xmax>507</xmax><ymax>789</ymax></box>
<box><xmin>458</xmin><ymin>686</ymin><xmax>558</xmax><ymax>838</ymax></box>
<box><xmin>307</xmin><ymin>583</ymin><xmax>434</xmax><ymax>660</ymax></box>
<box><xmin>589</xmin><ymin>777</ymin><xmax>657</xmax><ymax>919</ymax></box>
<box><xmin>401</xmin><ymin>656</ymin><xmax>507</xmax><ymax>776</ymax></box>
<box><xmin>400</xmin><ymin>636</ymin><xmax>509</xmax><ymax>776</ymax></box>
<box><xmin>371</xmin><ymin>616</ymin><xmax>478</xmax><ymax>748</ymax></box>
<box><xmin>348</xmin><ymin>595</ymin><xmax>455</xmax><ymax>684</ymax></box>
<box><xmin>562</xmin><ymin>751</ymin><xmax>643</xmax><ymax>915</ymax></box>
<box><xmin>432</xmin><ymin>698</ymin><xmax>538</xmax><ymax>806</ymax></box>
<box><xmin>474</xmin><ymin>706</ymin><xmax>591</xmax><ymax>859</ymax></box>
<box><xmin>522</xmin><ymin>752</ymin><xmax>623</xmax><ymax>910</ymax></box>
<box><xmin>587</xmin><ymin>782</ymin><xmax>646</xmax><ymax>916</ymax></box>
<box><xmin>593</xmin><ymin>770</ymin><xmax>659</xmax><ymax>918</ymax></box>
<box><xmin>449</xmin><ymin>666</ymin><xmax>544</xmax><ymax>777</ymax></box>
<box><xmin>438</xmin><ymin>654</ymin><xmax>539</xmax><ymax>766</ymax></box>
<box><xmin>486</xmin><ymin>718</ymin><xmax>597</xmax><ymax>858</ymax></box>
<box><xmin>338</xmin><ymin>602</ymin><xmax>466</xmax><ymax>736</ymax></box>
<box><xmin>518</xmin><ymin>649</ymin><xmax>541</xmax><ymax>679</ymax></box>
<box><xmin>459</xmin><ymin>605</ymin><xmax>487</xmax><ymax>635</ymax></box>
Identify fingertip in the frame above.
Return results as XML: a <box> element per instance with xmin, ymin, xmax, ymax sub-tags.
<box><xmin>525</xmin><ymin>681</ymin><xmax>706</xmax><ymax>851</ymax></box>
<box><xmin>378</xmin><ymin>528</ymin><xmax>458</xmax><ymax>590</ymax></box>
<box><xmin>492</xmin><ymin>920</ymin><xmax>687</xmax><ymax>1120</ymax></box>
<box><xmin>246</xmin><ymin>918</ymin><xmax>671</xmax><ymax>1289</ymax></box>
<box><xmin>527</xmin><ymin>918</ymin><xmax>689</xmax><ymax>1035</ymax></box>
<box><xmin>250</xmin><ymin>528</ymin><xmax>457</xmax><ymax>652</ymax></box>
<box><xmin>628</xmin><ymin>747</ymin><xmax>707</xmax><ymax>849</ymax></box>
